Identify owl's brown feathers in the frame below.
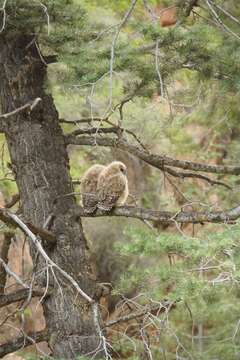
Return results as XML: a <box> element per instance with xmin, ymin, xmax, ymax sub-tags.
<box><xmin>81</xmin><ymin>164</ymin><xmax>106</xmax><ymax>213</ymax></box>
<box><xmin>81</xmin><ymin>161</ymin><xmax>128</xmax><ymax>212</ymax></box>
<box><xmin>97</xmin><ymin>161</ymin><xmax>129</xmax><ymax>211</ymax></box>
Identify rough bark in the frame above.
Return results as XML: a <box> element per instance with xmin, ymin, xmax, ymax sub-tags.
<box><xmin>0</xmin><ymin>34</ymin><xmax>103</xmax><ymax>358</ymax></box>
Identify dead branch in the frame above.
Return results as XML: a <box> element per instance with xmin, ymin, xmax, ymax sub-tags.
<box><xmin>0</xmin><ymin>288</ymin><xmax>47</xmax><ymax>308</ymax></box>
<box><xmin>0</xmin><ymin>232</ymin><xmax>12</xmax><ymax>294</ymax></box>
<box><xmin>75</xmin><ymin>203</ymin><xmax>240</xmax><ymax>225</ymax></box>
<box><xmin>0</xmin><ymin>208</ymin><xmax>56</xmax><ymax>245</ymax></box>
<box><xmin>0</xmin><ymin>329</ymin><xmax>49</xmax><ymax>357</ymax></box>
<box><xmin>0</xmin><ymin>98</ymin><xmax>42</xmax><ymax>119</ymax></box>
<box><xmin>105</xmin><ymin>300</ymin><xmax>176</xmax><ymax>328</ymax></box>
<box><xmin>5</xmin><ymin>194</ymin><xmax>20</xmax><ymax>208</ymax></box>
<box><xmin>4</xmin><ymin>211</ymin><xmax>94</xmax><ymax>303</ymax></box>
<box><xmin>65</xmin><ymin>134</ymin><xmax>240</xmax><ymax>176</ymax></box>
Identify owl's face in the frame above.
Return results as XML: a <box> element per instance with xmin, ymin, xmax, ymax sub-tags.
<box><xmin>109</xmin><ymin>161</ymin><xmax>127</xmax><ymax>175</ymax></box>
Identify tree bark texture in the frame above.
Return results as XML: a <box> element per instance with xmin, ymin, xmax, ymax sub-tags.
<box><xmin>0</xmin><ymin>34</ymin><xmax>103</xmax><ymax>359</ymax></box>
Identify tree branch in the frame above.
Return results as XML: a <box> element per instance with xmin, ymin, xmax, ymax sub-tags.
<box><xmin>75</xmin><ymin>204</ymin><xmax>240</xmax><ymax>225</ymax></box>
<box><xmin>0</xmin><ymin>98</ymin><xmax>42</xmax><ymax>119</ymax></box>
<box><xmin>0</xmin><ymin>288</ymin><xmax>46</xmax><ymax>308</ymax></box>
<box><xmin>0</xmin><ymin>232</ymin><xmax>12</xmax><ymax>294</ymax></box>
<box><xmin>0</xmin><ymin>208</ymin><xmax>56</xmax><ymax>245</ymax></box>
<box><xmin>65</xmin><ymin>134</ymin><xmax>240</xmax><ymax>176</ymax></box>
<box><xmin>0</xmin><ymin>329</ymin><xmax>49</xmax><ymax>357</ymax></box>
<box><xmin>104</xmin><ymin>300</ymin><xmax>176</xmax><ymax>328</ymax></box>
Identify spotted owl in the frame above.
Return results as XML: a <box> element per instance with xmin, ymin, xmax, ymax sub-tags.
<box><xmin>81</xmin><ymin>164</ymin><xmax>106</xmax><ymax>213</ymax></box>
<box><xmin>97</xmin><ymin>161</ymin><xmax>129</xmax><ymax>211</ymax></box>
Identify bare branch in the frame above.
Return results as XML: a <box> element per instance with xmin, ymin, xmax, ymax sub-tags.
<box><xmin>0</xmin><ymin>208</ymin><xmax>56</xmax><ymax>244</ymax></box>
<box><xmin>210</xmin><ymin>1</ymin><xmax>240</xmax><ymax>25</ymax></box>
<box><xmin>105</xmin><ymin>300</ymin><xmax>176</xmax><ymax>328</ymax></box>
<box><xmin>5</xmin><ymin>194</ymin><xmax>20</xmax><ymax>208</ymax></box>
<box><xmin>4</xmin><ymin>211</ymin><xmax>94</xmax><ymax>303</ymax></box>
<box><xmin>0</xmin><ymin>258</ymin><xmax>29</xmax><ymax>289</ymax></box>
<box><xmin>0</xmin><ymin>288</ymin><xmax>47</xmax><ymax>308</ymax></box>
<box><xmin>76</xmin><ymin>204</ymin><xmax>240</xmax><ymax>225</ymax></box>
<box><xmin>0</xmin><ymin>98</ymin><xmax>42</xmax><ymax>119</ymax></box>
<box><xmin>0</xmin><ymin>232</ymin><xmax>12</xmax><ymax>294</ymax></box>
<box><xmin>165</xmin><ymin>166</ymin><xmax>231</xmax><ymax>189</ymax></box>
<box><xmin>0</xmin><ymin>0</ymin><xmax>7</xmax><ymax>33</ymax></box>
<box><xmin>65</xmin><ymin>134</ymin><xmax>240</xmax><ymax>176</ymax></box>
<box><xmin>0</xmin><ymin>329</ymin><xmax>49</xmax><ymax>357</ymax></box>
<box><xmin>205</xmin><ymin>0</ymin><xmax>240</xmax><ymax>41</ymax></box>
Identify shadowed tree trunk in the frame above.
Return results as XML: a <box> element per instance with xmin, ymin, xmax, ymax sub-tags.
<box><xmin>0</xmin><ymin>34</ymin><xmax>103</xmax><ymax>358</ymax></box>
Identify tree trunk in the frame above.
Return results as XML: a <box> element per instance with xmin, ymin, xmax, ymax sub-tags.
<box><xmin>0</xmin><ymin>34</ymin><xmax>103</xmax><ymax>359</ymax></box>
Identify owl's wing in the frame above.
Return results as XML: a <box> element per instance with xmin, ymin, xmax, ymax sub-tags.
<box><xmin>97</xmin><ymin>174</ymin><xmax>126</xmax><ymax>211</ymax></box>
<box><xmin>81</xmin><ymin>178</ymin><xmax>98</xmax><ymax>213</ymax></box>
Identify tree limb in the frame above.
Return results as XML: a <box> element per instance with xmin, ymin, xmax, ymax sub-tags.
<box><xmin>0</xmin><ymin>232</ymin><xmax>12</xmax><ymax>294</ymax></box>
<box><xmin>0</xmin><ymin>329</ymin><xmax>49</xmax><ymax>357</ymax></box>
<box><xmin>75</xmin><ymin>204</ymin><xmax>240</xmax><ymax>225</ymax></box>
<box><xmin>65</xmin><ymin>134</ymin><xmax>240</xmax><ymax>176</ymax></box>
<box><xmin>0</xmin><ymin>288</ymin><xmax>47</xmax><ymax>308</ymax></box>
<box><xmin>105</xmin><ymin>300</ymin><xmax>176</xmax><ymax>328</ymax></box>
<box><xmin>0</xmin><ymin>208</ymin><xmax>56</xmax><ymax>245</ymax></box>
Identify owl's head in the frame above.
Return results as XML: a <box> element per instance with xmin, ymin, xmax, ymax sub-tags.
<box><xmin>108</xmin><ymin>161</ymin><xmax>127</xmax><ymax>175</ymax></box>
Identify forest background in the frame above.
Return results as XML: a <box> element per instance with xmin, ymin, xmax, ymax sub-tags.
<box><xmin>0</xmin><ymin>0</ymin><xmax>240</xmax><ymax>359</ymax></box>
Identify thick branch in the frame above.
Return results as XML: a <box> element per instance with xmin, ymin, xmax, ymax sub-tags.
<box><xmin>76</xmin><ymin>204</ymin><xmax>240</xmax><ymax>224</ymax></box>
<box><xmin>65</xmin><ymin>135</ymin><xmax>240</xmax><ymax>176</ymax></box>
<box><xmin>0</xmin><ymin>288</ymin><xmax>46</xmax><ymax>308</ymax></box>
<box><xmin>0</xmin><ymin>329</ymin><xmax>49</xmax><ymax>357</ymax></box>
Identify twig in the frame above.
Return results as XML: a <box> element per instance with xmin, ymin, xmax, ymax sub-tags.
<box><xmin>210</xmin><ymin>1</ymin><xmax>240</xmax><ymax>25</ymax></box>
<box><xmin>5</xmin><ymin>194</ymin><xmax>20</xmax><ymax>208</ymax></box>
<box><xmin>0</xmin><ymin>231</ymin><xmax>12</xmax><ymax>294</ymax></box>
<box><xmin>0</xmin><ymin>258</ymin><xmax>29</xmax><ymax>289</ymax></box>
<box><xmin>105</xmin><ymin>300</ymin><xmax>175</xmax><ymax>328</ymax></box>
<box><xmin>0</xmin><ymin>98</ymin><xmax>42</xmax><ymax>119</ymax></box>
<box><xmin>109</xmin><ymin>0</ymin><xmax>138</xmax><ymax>108</ymax></box>
<box><xmin>0</xmin><ymin>0</ymin><xmax>7</xmax><ymax>33</ymax></box>
<box><xmin>155</xmin><ymin>39</ymin><xmax>164</xmax><ymax>97</ymax></box>
<box><xmin>206</xmin><ymin>0</ymin><xmax>240</xmax><ymax>41</ymax></box>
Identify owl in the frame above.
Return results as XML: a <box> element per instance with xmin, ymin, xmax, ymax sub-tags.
<box><xmin>81</xmin><ymin>164</ymin><xmax>106</xmax><ymax>213</ymax></box>
<box><xmin>97</xmin><ymin>161</ymin><xmax>129</xmax><ymax>211</ymax></box>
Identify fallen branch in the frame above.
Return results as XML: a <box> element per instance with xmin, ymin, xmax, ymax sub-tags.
<box><xmin>0</xmin><ymin>329</ymin><xmax>49</xmax><ymax>357</ymax></box>
<box><xmin>76</xmin><ymin>204</ymin><xmax>240</xmax><ymax>224</ymax></box>
<box><xmin>65</xmin><ymin>135</ymin><xmax>240</xmax><ymax>176</ymax></box>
